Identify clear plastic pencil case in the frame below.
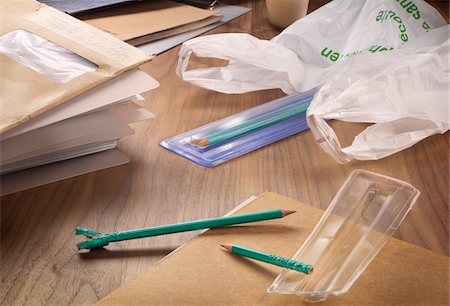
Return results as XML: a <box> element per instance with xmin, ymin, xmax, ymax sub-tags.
<box><xmin>269</xmin><ymin>170</ymin><xmax>420</xmax><ymax>302</ymax></box>
<box><xmin>160</xmin><ymin>88</ymin><xmax>318</xmax><ymax>167</ymax></box>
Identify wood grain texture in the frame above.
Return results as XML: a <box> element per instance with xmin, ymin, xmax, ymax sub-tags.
<box><xmin>1</xmin><ymin>1</ymin><xmax>449</xmax><ymax>305</ymax></box>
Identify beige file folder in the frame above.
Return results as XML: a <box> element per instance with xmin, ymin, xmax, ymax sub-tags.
<box><xmin>80</xmin><ymin>1</ymin><xmax>222</xmax><ymax>46</ymax></box>
<box><xmin>97</xmin><ymin>192</ymin><xmax>448</xmax><ymax>306</ymax></box>
<box><xmin>0</xmin><ymin>0</ymin><xmax>150</xmax><ymax>134</ymax></box>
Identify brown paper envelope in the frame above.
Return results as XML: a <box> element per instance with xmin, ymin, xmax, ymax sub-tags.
<box><xmin>0</xmin><ymin>0</ymin><xmax>151</xmax><ymax>134</ymax></box>
<box><xmin>2</xmin><ymin>69</ymin><xmax>158</xmax><ymax>140</ymax></box>
<box><xmin>97</xmin><ymin>192</ymin><xmax>449</xmax><ymax>306</ymax></box>
<box><xmin>80</xmin><ymin>1</ymin><xmax>218</xmax><ymax>42</ymax></box>
<box><xmin>126</xmin><ymin>14</ymin><xmax>223</xmax><ymax>46</ymax></box>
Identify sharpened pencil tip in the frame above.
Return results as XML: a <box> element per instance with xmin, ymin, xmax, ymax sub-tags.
<box><xmin>220</xmin><ymin>244</ymin><xmax>232</xmax><ymax>251</ymax></box>
<box><xmin>281</xmin><ymin>210</ymin><xmax>296</xmax><ymax>217</ymax></box>
<box><xmin>196</xmin><ymin>139</ymin><xmax>209</xmax><ymax>147</ymax></box>
<box><xmin>308</xmin><ymin>266</ymin><xmax>314</xmax><ymax>274</ymax></box>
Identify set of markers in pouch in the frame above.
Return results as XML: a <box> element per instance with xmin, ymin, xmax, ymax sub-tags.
<box><xmin>160</xmin><ymin>88</ymin><xmax>318</xmax><ymax>167</ymax></box>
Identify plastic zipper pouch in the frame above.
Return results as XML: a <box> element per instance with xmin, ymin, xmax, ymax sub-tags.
<box><xmin>160</xmin><ymin>88</ymin><xmax>318</xmax><ymax>167</ymax></box>
<box><xmin>268</xmin><ymin>170</ymin><xmax>420</xmax><ymax>302</ymax></box>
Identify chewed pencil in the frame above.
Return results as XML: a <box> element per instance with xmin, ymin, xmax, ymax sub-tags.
<box><xmin>221</xmin><ymin>244</ymin><xmax>313</xmax><ymax>274</ymax></box>
<box><xmin>76</xmin><ymin>209</ymin><xmax>295</xmax><ymax>250</ymax></box>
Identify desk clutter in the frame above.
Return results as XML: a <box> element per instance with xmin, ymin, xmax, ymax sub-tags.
<box><xmin>39</xmin><ymin>0</ymin><xmax>251</xmax><ymax>55</ymax></box>
<box><xmin>1</xmin><ymin>0</ymin><xmax>449</xmax><ymax>304</ymax></box>
<box><xmin>0</xmin><ymin>0</ymin><xmax>249</xmax><ymax>195</ymax></box>
<box><xmin>76</xmin><ymin>170</ymin><xmax>442</xmax><ymax>304</ymax></box>
<box><xmin>161</xmin><ymin>88</ymin><xmax>316</xmax><ymax>167</ymax></box>
<box><xmin>0</xmin><ymin>0</ymin><xmax>159</xmax><ymax>195</ymax></box>
<box><xmin>176</xmin><ymin>0</ymin><xmax>449</xmax><ymax>164</ymax></box>
<box><xmin>95</xmin><ymin>185</ymin><xmax>447</xmax><ymax>305</ymax></box>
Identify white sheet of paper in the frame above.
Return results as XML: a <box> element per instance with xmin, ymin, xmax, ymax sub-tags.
<box><xmin>1</xmin><ymin>125</ymin><xmax>133</xmax><ymax>173</ymax></box>
<box><xmin>0</xmin><ymin>102</ymin><xmax>152</xmax><ymax>174</ymax></box>
<box><xmin>0</xmin><ymin>149</ymin><xmax>130</xmax><ymax>196</ymax></box>
<box><xmin>137</xmin><ymin>4</ymin><xmax>251</xmax><ymax>55</ymax></box>
<box><xmin>1</xmin><ymin>103</ymin><xmax>152</xmax><ymax>164</ymax></box>
<box><xmin>2</xmin><ymin>140</ymin><xmax>119</xmax><ymax>174</ymax></box>
<box><xmin>1</xmin><ymin>69</ymin><xmax>159</xmax><ymax>140</ymax></box>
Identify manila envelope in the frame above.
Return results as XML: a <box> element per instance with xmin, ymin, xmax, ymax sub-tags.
<box><xmin>80</xmin><ymin>1</ymin><xmax>223</xmax><ymax>46</ymax></box>
<box><xmin>0</xmin><ymin>0</ymin><xmax>151</xmax><ymax>134</ymax></box>
<box><xmin>97</xmin><ymin>192</ymin><xmax>449</xmax><ymax>306</ymax></box>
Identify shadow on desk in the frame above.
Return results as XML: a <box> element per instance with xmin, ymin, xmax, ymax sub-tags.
<box><xmin>78</xmin><ymin>246</ymin><xmax>177</xmax><ymax>260</ymax></box>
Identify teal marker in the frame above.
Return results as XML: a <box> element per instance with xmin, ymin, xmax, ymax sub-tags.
<box><xmin>76</xmin><ymin>209</ymin><xmax>295</xmax><ymax>250</ymax></box>
<box><xmin>221</xmin><ymin>244</ymin><xmax>313</xmax><ymax>274</ymax></box>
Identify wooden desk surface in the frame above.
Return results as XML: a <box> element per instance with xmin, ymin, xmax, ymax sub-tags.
<box><xmin>1</xmin><ymin>1</ymin><xmax>448</xmax><ymax>305</ymax></box>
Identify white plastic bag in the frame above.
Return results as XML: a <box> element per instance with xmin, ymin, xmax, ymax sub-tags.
<box><xmin>307</xmin><ymin>39</ymin><xmax>449</xmax><ymax>163</ymax></box>
<box><xmin>176</xmin><ymin>0</ymin><xmax>449</xmax><ymax>163</ymax></box>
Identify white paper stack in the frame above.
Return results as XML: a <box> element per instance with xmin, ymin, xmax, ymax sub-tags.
<box><xmin>0</xmin><ymin>68</ymin><xmax>159</xmax><ymax>195</ymax></box>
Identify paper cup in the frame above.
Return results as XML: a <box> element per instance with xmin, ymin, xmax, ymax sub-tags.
<box><xmin>266</xmin><ymin>0</ymin><xmax>309</xmax><ymax>29</ymax></box>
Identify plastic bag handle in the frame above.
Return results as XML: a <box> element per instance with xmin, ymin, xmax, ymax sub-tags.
<box><xmin>306</xmin><ymin>114</ymin><xmax>353</xmax><ymax>164</ymax></box>
<box><xmin>176</xmin><ymin>33</ymin><xmax>305</xmax><ymax>94</ymax></box>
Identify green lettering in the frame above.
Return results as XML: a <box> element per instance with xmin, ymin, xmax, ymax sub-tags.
<box><xmin>413</xmin><ymin>10</ymin><xmax>421</xmax><ymax>19</ymax></box>
<box><xmin>422</xmin><ymin>22</ymin><xmax>430</xmax><ymax>32</ymax></box>
<box><xmin>407</xmin><ymin>4</ymin><xmax>418</xmax><ymax>13</ymax></box>
<box><xmin>321</xmin><ymin>47</ymin><xmax>332</xmax><ymax>58</ymax></box>
<box><xmin>393</xmin><ymin>16</ymin><xmax>402</xmax><ymax>23</ymax></box>
<box><xmin>379</xmin><ymin>47</ymin><xmax>388</xmax><ymax>52</ymax></box>
<box><xmin>399</xmin><ymin>0</ymin><xmax>412</xmax><ymax>9</ymax></box>
<box><xmin>401</xmin><ymin>34</ymin><xmax>408</xmax><ymax>42</ymax></box>
<box><xmin>330</xmin><ymin>52</ymin><xmax>340</xmax><ymax>62</ymax></box>
<box><xmin>376</xmin><ymin>11</ymin><xmax>384</xmax><ymax>21</ymax></box>
<box><xmin>399</xmin><ymin>24</ymin><xmax>406</xmax><ymax>33</ymax></box>
<box><xmin>368</xmin><ymin>45</ymin><xmax>381</xmax><ymax>53</ymax></box>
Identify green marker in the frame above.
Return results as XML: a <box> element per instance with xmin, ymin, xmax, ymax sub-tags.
<box><xmin>76</xmin><ymin>209</ymin><xmax>295</xmax><ymax>250</ymax></box>
<box><xmin>221</xmin><ymin>244</ymin><xmax>313</xmax><ymax>274</ymax></box>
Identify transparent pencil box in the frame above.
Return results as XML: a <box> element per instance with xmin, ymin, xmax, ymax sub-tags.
<box><xmin>269</xmin><ymin>170</ymin><xmax>420</xmax><ymax>302</ymax></box>
<box><xmin>160</xmin><ymin>88</ymin><xmax>318</xmax><ymax>167</ymax></box>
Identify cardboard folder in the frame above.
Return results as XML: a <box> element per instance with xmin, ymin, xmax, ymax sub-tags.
<box><xmin>0</xmin><ymin>0</ymin><xmax>150</xmax><ymax>134</ymax></box>
<box><xmin>80</xmin><ymin>1</ymin><xmax>222</xmax><ymax>46</ymax></box>
<box><xmin>97</xmin><ymin>192</ymin><xmax>449</xmax><ymax>306</ymax></box>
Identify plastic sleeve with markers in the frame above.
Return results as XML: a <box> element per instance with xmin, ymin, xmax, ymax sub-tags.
<box><xmin>160</xmin><ymin>88</ymin><xmax>318</xmax><ymax>167</ymax></box>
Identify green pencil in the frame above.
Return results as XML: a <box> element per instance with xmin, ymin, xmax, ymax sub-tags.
<box><xmin>221</xmin><ymin>244</ymin><xmax>313</xmax><ymax>274</ymax></box>
<box><xmin>76</xmin><ymin>209</ymin><xmax>295</xmax><ymax>250</ymax></box>
<box><xmin>192</xmin><ymin>98</ymin><xmax>312</xmax><ymax>147</ymax></box>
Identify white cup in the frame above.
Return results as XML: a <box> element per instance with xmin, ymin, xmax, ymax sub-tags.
<box><xmin>265</xmin><ymin>0</ymin><xmax>309</xmax><ymax>29</ymax></box>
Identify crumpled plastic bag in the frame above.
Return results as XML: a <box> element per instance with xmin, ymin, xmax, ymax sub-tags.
<box><xmin>176</xmin><ymin>0</ymin><xmax>449</xmax><ymax>163</ymax></box>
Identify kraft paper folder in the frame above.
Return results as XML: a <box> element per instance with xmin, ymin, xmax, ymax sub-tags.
<box><xmin>97</xmin><ymin>192</ymin><xmax>448</xmax><ymax>305</ymax></box>
<box><xmin>80</xmin><ymin>1</ymin><xmax>222</xmax><ymax>46</ymax></box>
<box><xmin>0</xmin><ymin>0</ymin><xmax>150</xmax><ymax>134</ymax></box>
<box><xmin>0</xmin><ymin>0</ymin><xmax>158</xmax><ymax>194</ymax></box>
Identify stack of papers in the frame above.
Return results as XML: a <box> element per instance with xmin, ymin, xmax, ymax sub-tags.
<box><xmin>79</xmin><ymin>1</ymin><xmax>223</xmax><ymax>46</ymax></box>
<box><xmin>0</xmin><ymin>0</ymin><xmax>159</xmax><ymax>195</ymax></box>
<box><xmin>1</xmin><ymin>69</ymin><xmax>159</xmax><ymax>195</ymax></box>
<box><xmin>38</xmin><ymin>0</ymin><xmax>251</xmax><ymax>55</ymax></box>
<box><xmin>137</xmin><ymin>3</ymin><xmax>252</xmax><ymax>55</ymax></box>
